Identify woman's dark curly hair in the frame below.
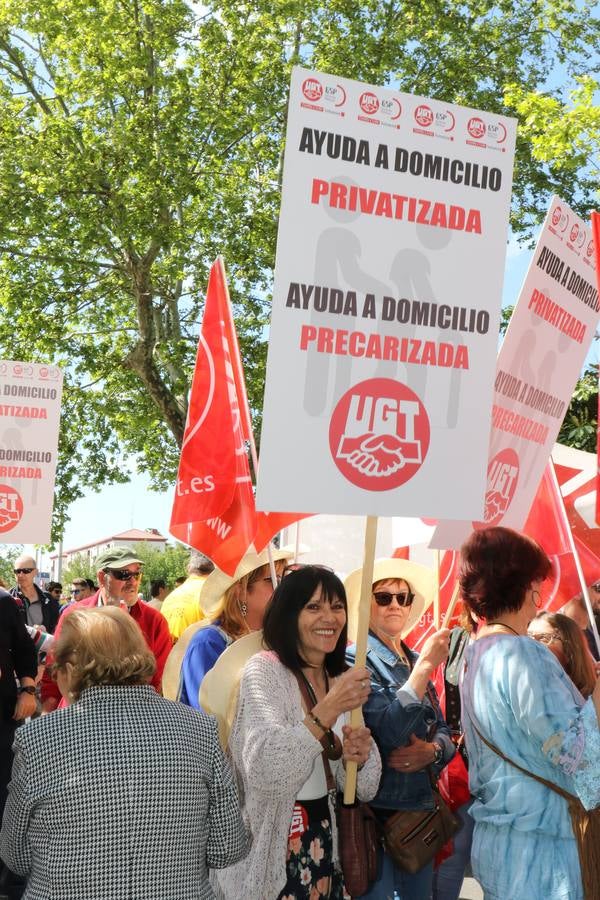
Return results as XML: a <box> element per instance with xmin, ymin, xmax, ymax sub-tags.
<box><xmin>459</xmin><ymin>526</ymin><xmax>552</xmax><ymax>620</ymax></box>
<box><xmin>262</xmin><ymin>566</ymin><xmax>348</xmax><ymax>676</ymax></box>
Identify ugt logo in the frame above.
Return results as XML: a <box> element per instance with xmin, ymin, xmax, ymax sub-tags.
<box><xmin>328</xmin><ymin>378</ymin><xmax>430</xmax><ymax>491</ymax></box>
<box><xmin>0</xmin><ymin>484</ymin><xmax>23</xmax><ymax>532</ymax></box>
<box><xmin>476</xmin><ymin>448</ymin><xmax>519</xmax><ymax>527</ymax></box>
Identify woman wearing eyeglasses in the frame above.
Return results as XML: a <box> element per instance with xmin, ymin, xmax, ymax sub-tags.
<box><xmin>459</xmin><ymin>527</ymin><xmax>600</xmax><ymax>900</ymax></box>
<box><xmin>528</xmin><ymin>611</ymin><xmax>597</xmax><ymax>699</ymax></box>
<box><xmin>344</xmin><ymin>559</ymin><xmax>454</xmax><ymax>900</ymax></box>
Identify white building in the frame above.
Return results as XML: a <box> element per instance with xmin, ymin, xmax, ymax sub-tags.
<box><xmin>50</xmin><ymin>528</ymin><xmax>167</xmax><ymax>580</ymax></box>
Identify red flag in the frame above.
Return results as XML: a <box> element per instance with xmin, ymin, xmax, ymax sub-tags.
<box><xmin>406</xmin><ymin>550</ymin><xmax>461</xmax><ymax>650</ymax></box>
<box><xmin>170</xmin><ymin>260</ymin><xmax>256</xmax><ymax>575</ymax></box>
<box><xmin>522</xmin><ymin>462</ymin><xmax>572</xmax><ymax>556</ymax></box>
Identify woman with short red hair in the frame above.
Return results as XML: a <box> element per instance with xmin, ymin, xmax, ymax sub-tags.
<box><xmin>459</xmin><ymin>526</ymin><xmax>600</xmax><ymax>900</ymax></box>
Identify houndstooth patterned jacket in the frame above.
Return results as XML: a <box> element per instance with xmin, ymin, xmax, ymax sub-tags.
<box><xmin>0</xmin><ymin>684</ymin><xmax>249</xmax><ymax>899</ymax></box>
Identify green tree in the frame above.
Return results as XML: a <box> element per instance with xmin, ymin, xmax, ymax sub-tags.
<box><xmin>558</xmin><ymin>363</ymin><xmax>598</xmax><ymax>452</ymax></box>
<box><xmin>62</xmin><ymin>541</ymin><xmax>189</xmax><ymax>598</ymax></box>
<box><xmin>0</xmin><ymin>0</ymin><xmax>598</xmax><ymax>540</ymax></box>
<box><xmin>0</xmin><ymin>544</ymin><xmax>24</xmax><ymax>587</ymax></box>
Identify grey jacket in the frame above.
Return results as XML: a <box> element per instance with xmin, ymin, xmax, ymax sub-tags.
<box><xmin>0</xmin><ymin>684</ymin><xmax>249</xmax><ymax>899</ymax></box>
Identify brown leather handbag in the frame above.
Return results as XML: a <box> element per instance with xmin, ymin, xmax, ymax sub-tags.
<box><xmin>294</xmin><ymin>671</ymin><xmax>378</xmax><ymax>897</ymax></box>
<box><xmin>381</xmin><ymin>784</ymin><xmax>461</xmax><ymax>874</ymax></box>
<box><xmin>338</xmin><ymin>799</ymin><xmax>379</xmax><ymax>897</ymax></box>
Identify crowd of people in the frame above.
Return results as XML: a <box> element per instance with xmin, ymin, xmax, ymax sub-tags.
<box><xmin>0</xmin><ymin>526</ymin><xmax>598</xmax><ymax>900</ymax></box>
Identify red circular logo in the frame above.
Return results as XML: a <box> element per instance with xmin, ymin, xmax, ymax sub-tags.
<box><xmin>570</xmin><ymin>223</ymin><xmax>579</xmax><ymax>243</ymax></box>
<box><xmin>0</xmin><ymin>485</ymin><xmax>23</xmax><ymax>533</ymax></box>
<box><xmin>414</xmin><ymin>105</ymin><xmax>433</xmax><ymax>127</ymax></box>
<box><xmin>467</xmin><ymin>117</ymin><xmax>486</xmax><ymax>139</ymax></box>
<box><xmin>475</xmin><ymin>448</ymin><xmax>520</xmax><ymax>527</ymax></box>
<box><xmin>587</xmin><ymin>240</ymin><xmax>595</xmax><ymax>258</ymax></box>
<box><xmin>328</xmin><ymin>379</ymin><xmax>430</xmax><ymax>491</ymax></box>
<box><xmin>302</xmin><ymin>78</ymin><xmax>323</xmax><ymax>102</ymax></box>
<box><xmin>552</xmin><ymin>206</ymin><xmax>561</xmax><ymax>226</ymax></box>
<box><xmin>359</xmin><ymin>92</ymin><xmax>379</xmax><ymax>115</ymax></box>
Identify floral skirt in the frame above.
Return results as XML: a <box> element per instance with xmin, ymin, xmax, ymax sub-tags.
<box><xmin>276</xmin><ymin>796</ymin><xmax>347</xmax><ymax>900</ymax></box>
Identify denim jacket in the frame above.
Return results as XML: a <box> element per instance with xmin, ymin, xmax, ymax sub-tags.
<box><xmin>346</xmin><ymin>631</ymin><xmax>454</xmax><ymax>811</ymax></box>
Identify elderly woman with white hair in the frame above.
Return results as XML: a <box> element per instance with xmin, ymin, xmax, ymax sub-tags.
<box><xmin>345</xmin><ymin>559</ymin><xmax>455</xmax><ymax>900</ymax></box>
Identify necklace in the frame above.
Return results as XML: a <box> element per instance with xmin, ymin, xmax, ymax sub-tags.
<box><xmin>486</xmin><ymin>621</ymin><xmax>521</xmax><ymax>637</ymax></box>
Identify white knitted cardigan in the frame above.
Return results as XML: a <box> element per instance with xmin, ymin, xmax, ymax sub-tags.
<box><xmin>211</xmin><ymin>651</ymin><xmax>382</xmax><ymax>900</ymax></box>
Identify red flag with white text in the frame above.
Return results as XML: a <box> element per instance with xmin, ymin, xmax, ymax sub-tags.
<box><xmin>170</xmin><ymin>259</ymin><xmax>257</xmax><ymax>574</ymax></box>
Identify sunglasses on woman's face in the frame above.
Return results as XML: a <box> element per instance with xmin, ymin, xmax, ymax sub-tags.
<box><xmin>373</xmin><ymin>591</ymin><xmax>415</xmax><ymax>607</ymax></box>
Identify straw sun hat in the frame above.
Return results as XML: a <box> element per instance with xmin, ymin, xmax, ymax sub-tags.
<box><xmin>343</xmin><ymin>558</ymin><xmax>435</xmax><ymax>642</ymax></box>
<box><xmin>161</xmin><ymin>546</ymin><xmax>293</xmax><ymax>701</ymax></box>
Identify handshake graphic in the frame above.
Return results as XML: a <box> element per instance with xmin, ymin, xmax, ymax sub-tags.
<box><xmin>337</xmin><ymin>432</ymin><xmax>422</xmax><ymax>477</ymax></box>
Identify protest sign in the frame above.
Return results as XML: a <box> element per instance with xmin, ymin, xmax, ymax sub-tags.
<box><xmin>0</xmin><ymin>360</ymin><xmax>63</xmax><ymax>543</ymax></box>
<box><xmin>431</xmin><ymin>196</ymin><xmax>600</xmax><ymax>549</ymax></box>
<box><xmin>256</xmin><ymin>66</ymin><xmax>516</xmax><ymax>519</ymax></box>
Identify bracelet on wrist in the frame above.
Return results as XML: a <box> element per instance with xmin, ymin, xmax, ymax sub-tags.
<box><xmin>308</xmin><ymin>712</ymin><xmax>327</xmax><ymax>733</ymax></box>
<box><xmin>18</xmin><ymin>685</ymin><xmax>36</xmax><ymax>695</ymax></box>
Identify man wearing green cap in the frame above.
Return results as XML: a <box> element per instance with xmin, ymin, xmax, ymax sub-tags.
<box><xmin>40</xmin><ymin>547</ymin><xmax>172</xmax><ymax>713</ymax></box>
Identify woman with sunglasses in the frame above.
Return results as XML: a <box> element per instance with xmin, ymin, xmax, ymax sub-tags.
<box><xmin>344</xmin><ymin>559</ymin><xmax>454</xmax><ymax>900</ymax></box>
<box><xmin>212</xmin><ymin>565</ymin><xmax>381</xmax><ymax>900</ymax></box>
<box><xmin>528</xmin><ymin>611</ymin><xmax>597</xmax><ymax>699</ymax></box>
<box><xmin>459</xmin><ymin>527</ymin><xmax>600</xmax><ymax>900</ymax></box>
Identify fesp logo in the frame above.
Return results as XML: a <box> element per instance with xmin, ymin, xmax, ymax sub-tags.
<box><xmin>414</xmin><ymin>105</ymin><xmax>433</xmax><ymax>127</ymax></box>
<box><xmin>359</xmin><ymin>91</ymin><xmax>379</xmax><ymax>116</ymax></box>
<box><xmin>587</xmin><ymin>240</ymin><xmax>595</xmax><ymax>258</ymax></box>
<box><xmin>475</xmin><ymin>448</ymin><xmax>520</xmax><ymax>527</ymax></box>
<box><xmin>0</xmin><ymin>484</ymin><xmax>23</xmax><ymax>533</ymax></box>
<box><xmin>552</xmin><ymin>206</ymin><xmax>562</xmax><ymax>227</ymax></box>
<box><xmin>302</xmin><ymin>78</ymin><xmax>323</xmax><ymax>103</ymax></box>
<box><xmin>467</xmin><ymin>117</ymin><xmax>486</xmax><ymax>140</ymax></box>
<box><xmin>570</xmin><ymin>223</ymin><xmax>579</xmax><ymax>243</ymax></box>
<box><xmin>329</xmin><ymin>378</ymin><xmax>430</xmax><ymax>492</ymax></box>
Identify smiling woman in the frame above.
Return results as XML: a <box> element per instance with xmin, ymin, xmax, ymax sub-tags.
<box><xmin>211</xmin><ymin>565</ymin><xmax>381</xmax><ymax>900</ymax></box>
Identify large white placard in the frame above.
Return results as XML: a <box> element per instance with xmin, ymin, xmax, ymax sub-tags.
<box><xmin>256</xmin><ymin>67</ymin><xmax>516</xmax><ymax>518</ymax></box>
<box><xmin>431</xmin><ymin>196</ymin><xmax>599</xmax><ymax>549</ymax></box>
<box><xmin>0</xmin><ymin>361</ymin><xmax>63</xmax><ymax>543</ymax></box>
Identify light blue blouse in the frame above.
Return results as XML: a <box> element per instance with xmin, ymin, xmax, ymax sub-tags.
<box><xmin>460</xmin><ymin>634</ymin><xmax>599</xmax><ymax>900</ymax></box>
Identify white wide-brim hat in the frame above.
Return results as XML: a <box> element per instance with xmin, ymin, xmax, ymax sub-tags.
<box><xmin>344</xmin><ymin>558</ymin><xmax>435</xmax><ymax>642</ymax></box>
<box><xmin>199</xmin><ymin>546</ymin><xmax>295</xmax><ymax>617</ymax></box>
<box><xmin>162</xmin><ymin>546</ymin><xmax>295</xmax><ymax>701</ymax></box>
<box><xmin>200</xmin><ymin>630</ymin><xmax>266</xmax><ymax>746</ymax></box>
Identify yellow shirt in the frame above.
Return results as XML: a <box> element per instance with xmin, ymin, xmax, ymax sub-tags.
<box><xmin>160</xmin><ymin>575</ymin><xmax>207</xmax><ymax>641</ymax></box>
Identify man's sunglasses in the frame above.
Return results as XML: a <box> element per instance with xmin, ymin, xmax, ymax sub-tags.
<box><xmin>373</xmin><ymin>591</ymin><xmax>415</xmax><ymax>607</ymax></box>
<box><xmin>14</xmin><ymin>568</ymin><xmax>34</xmax><ymax>575</ymax></box>
<box><xmin>104</xmin><ymin>568</ymin><xmax>143</xmax><ymax>582</ymax></box>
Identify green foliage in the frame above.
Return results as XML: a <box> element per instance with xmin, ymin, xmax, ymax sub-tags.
<box><xmin>0</xmin><ymin>544</ymin><xmax>24</xmax><ymax>587</ymax></box>
<box><xmin>558</xmin><ymin>364</ymin><xmax>599</xmax><ymax>452</ymax></box>
<box><xmin>0</xmin><ymin>0</ymin><xmax>599</xmax><ymax>540</ymax></box>
<box><xmin>62</xmin><ymin>541</ymin><xmax>189</xmax><ymax>598</ymax></box>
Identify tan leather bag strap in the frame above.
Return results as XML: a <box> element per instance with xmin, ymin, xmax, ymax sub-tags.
<box><xmin>471</xmin><ymin>721</ymin><xmax>576</xmax><ymax>804</ymax></box>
